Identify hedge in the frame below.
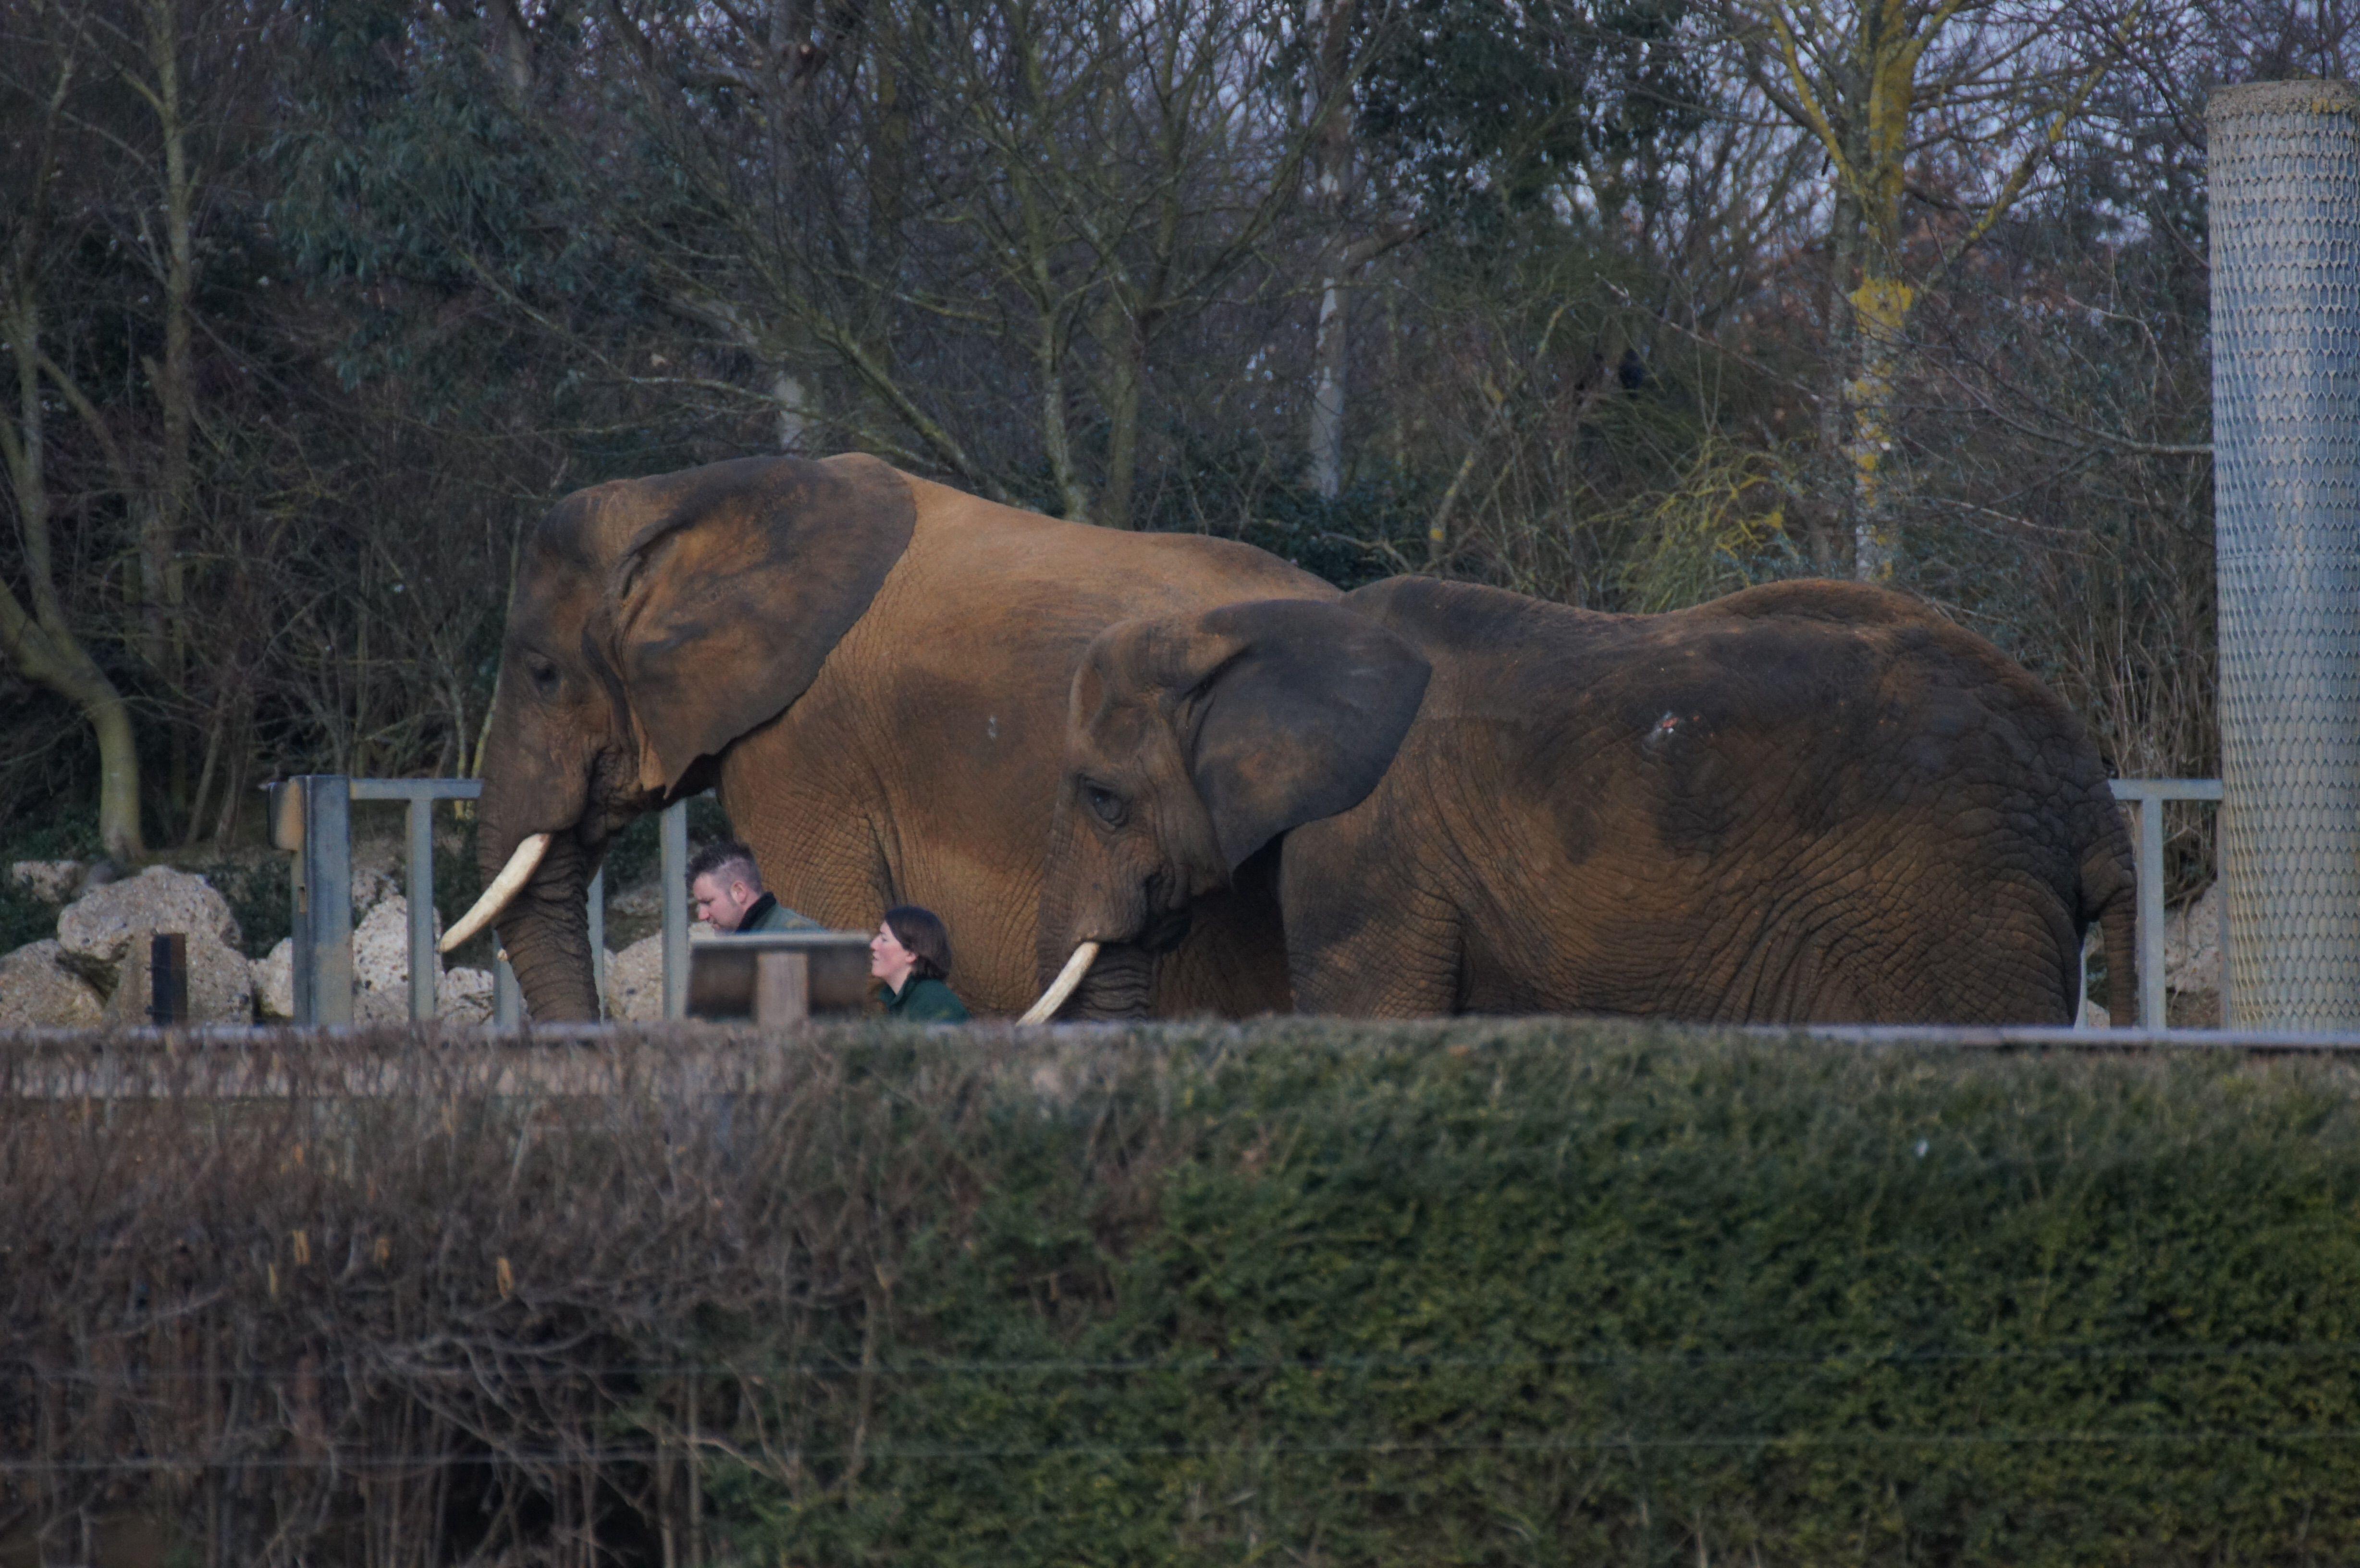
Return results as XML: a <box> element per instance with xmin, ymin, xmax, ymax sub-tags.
<box><xmin>5</xmin><ymin>1023</ymin><xmax>2360</xmax><ymax>1565</ymax></box>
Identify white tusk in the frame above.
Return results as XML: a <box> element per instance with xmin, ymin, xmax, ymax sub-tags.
<box><xmin>439</xmin><ymin>833</ymin><xmax>552</xmax><ymax>954</ymax></box>
<box><xmin>1017</xmin><ymin>942</ymin><xmax>1101</xmax><ymax>1025</ymax></box>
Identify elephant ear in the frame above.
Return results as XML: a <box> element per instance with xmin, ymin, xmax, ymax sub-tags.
<box><xmin>1177</xmin><ymin>599</ymin><xmax>1431</xmax><ymax>870</ymax></box>
<box><xmin>609</xmin><ymin>454</ymin><xmax>915</xmax><ymax>792</ymax></box>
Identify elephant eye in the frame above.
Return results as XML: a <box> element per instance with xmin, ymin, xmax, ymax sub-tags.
<box><xmin>1083</xmin><ymin>783</ymin><xmax>1126</xmax><ymax>827</ymax></box>
<box><xmin>528</xmin><ymin>658</ymin><xmax>560</xmax><ymax>696</ymax></box>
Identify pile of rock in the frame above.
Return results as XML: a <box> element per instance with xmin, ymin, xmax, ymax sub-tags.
<box><xmin>601</xmin><ymin>923</ymin><xmax>715</xmax><ymax>1023</ymax></box>
<box><xmin>1</xmin><ymin>858</ymin><xmax>498</xmax><ymax>1029</ymax></box>
<box><xmin>249</xmin><ymin>895</ymin><xmax>495</xmax><ymax>1026</ymax></box>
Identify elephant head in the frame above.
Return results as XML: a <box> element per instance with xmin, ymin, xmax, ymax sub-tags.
<box><xmin>450</xmin><ymin>455</ymin><xmax>914</xmax><ymax>1019</ymax></box>
<box><xmin>1028</xmin><ymin>598</ymin><xmax>1431</xmax><ymax>1020</ymax></box>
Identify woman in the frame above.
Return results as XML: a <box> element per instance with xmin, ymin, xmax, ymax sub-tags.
<box><xmin>870</xmin><ymin>905</ymin><xmax>971</xmax><ymax>1022</ymax></box>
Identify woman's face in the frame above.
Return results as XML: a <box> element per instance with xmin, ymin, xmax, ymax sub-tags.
<box><xmin>870</xmin><ymin>920</ymin><xmax>916</xmax><ymax>987</ymax></box>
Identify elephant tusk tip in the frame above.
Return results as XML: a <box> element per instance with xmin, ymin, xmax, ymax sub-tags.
<box><xmin>440</xmin><ymin>832</ymin><xmax>553</xmax><ymax>955</ymax></box>
<box><xmin>1018</xmin><ymin>941</ymin><xmax>1102</xmax><ymax>1025</ymax></box>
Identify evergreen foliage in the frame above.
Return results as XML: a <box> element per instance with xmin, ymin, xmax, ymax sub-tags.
<box><xmin>12</xmin><ymin>1024</ymin><xmax>2360</xmax><ymax>1563</ymax></box>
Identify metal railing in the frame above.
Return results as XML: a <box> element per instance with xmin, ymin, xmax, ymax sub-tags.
<box><xmin>269</xmin><ymin>775</ymin><xmax>2224</xmax><ymax>1031</ymax></box>
<box><xmin>2108</xmin><ymin>778</ymin><xmax>2225</xmax><ymax>1033</ymax></box>
<box><xmin>266</xmin><ymin>776</ymin><xmax>700</xmax><ymax>1027</ymax></box>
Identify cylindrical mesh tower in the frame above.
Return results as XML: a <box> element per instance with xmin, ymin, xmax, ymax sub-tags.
<box><xmin>2208</xmin><ymin>79</ymin><xmax>2360</xmax><ymax>1032</ymax></box>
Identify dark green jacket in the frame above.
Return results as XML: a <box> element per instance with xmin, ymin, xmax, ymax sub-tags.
<box><xmin>740</xmin><ymin>893</ymin><xmax>821</xmax><ymax>933</ymax></box>
<box><xmin>885</xmin><ymin>976</ymin><xmax>970</xmax><ymax>1023</ymax></box>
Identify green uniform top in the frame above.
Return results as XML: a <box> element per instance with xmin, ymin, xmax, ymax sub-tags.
<box><xmin>739</xmin><ymin>892</ymin><xmax>821</xmax><ymax>933</ymax></box>
<box><xmin>884</xmin><ymin>976</ymin><xmax>971</xmax><ymax>1023</ymax></box>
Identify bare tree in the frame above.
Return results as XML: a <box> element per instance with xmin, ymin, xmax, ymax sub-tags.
<box><xmin>593</xmin><ymin>0</ymin><xmax>1355</xmax><ymax>528</ymax></box>
<box><xmin>0</xmin><ymin>12</ymin><xmax>144</xmax><ymax>859</ymax></box>
<box><xmin>1722</xmin><ymin>0</ymin><xmax>2139</xmax><ymax>578</ymax></box>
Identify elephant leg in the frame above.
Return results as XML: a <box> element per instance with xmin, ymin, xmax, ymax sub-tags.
<box><xmin>1279</xmin><ymin>824</ymin><xmax>1461</xmax><ymax>1017</ymax></box>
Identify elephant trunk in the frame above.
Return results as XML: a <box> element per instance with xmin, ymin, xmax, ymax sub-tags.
<box><xmin>1034</xmin><ymin>807</ymin><xmax>1164</xmax><ymax>1020</ymax></box>
<box><xmin>1059</xmin><ymin>940</ymin><xmax>1156</xmax><ymax>1019</ymax></box>
<box><xmin>490</xmin><ymin>832</ymin><xmax>598</xmax><ymax>1021</ymax></box>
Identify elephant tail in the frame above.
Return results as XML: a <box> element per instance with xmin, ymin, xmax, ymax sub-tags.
<box><xmin>2079</xmin><ymin>790</ymin><xmax>2139</xmax><ymax>1029</ymax></box>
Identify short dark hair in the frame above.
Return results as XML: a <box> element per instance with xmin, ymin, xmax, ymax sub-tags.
<box><xmin>883</xmin><ymin>905</ymin><xmax>952</xmax><ymax>981</ymax></box>
<box><xmin>686</xmin><ymin>840</ymin><xmax>761</xmax><ymax>891</ymax></box>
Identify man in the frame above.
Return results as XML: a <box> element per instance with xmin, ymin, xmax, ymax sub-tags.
<box><xmin>687</xmin><ymin>840</ymin><xmax>822</xmax><ymax>933</ymax></box>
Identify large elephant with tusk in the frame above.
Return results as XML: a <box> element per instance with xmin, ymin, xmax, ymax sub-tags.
<box><xmin>1031</xmin><ymin>576</ymin><xmax>2139</xmax><ymax>1024</ymax></box>
<box><xmin>449</xmin><ymin>453</ymin><xmax>1333</xmax><ymax>1021</ymax></box>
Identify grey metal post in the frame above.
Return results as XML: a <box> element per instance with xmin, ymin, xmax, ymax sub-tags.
<box><xmin>295</xmin><ymin>775</ymin><xmax>354</xmax><ymax>1026</ymax></box>
<box><xmin>2209</xmin><ymin>80</ymin><xmax>2360</xmax><ymax>1031</ymax></box>
<box><xmin>2137</xmin><ymin>799</ymin><xmax>2166</xmax><ymax>1031</ymax></box>
<box><xmin>587</xmin><ymin>867</ymin><xmax>605</xmax><ymax>1018</ymax></box>
<box><xmin>406</xmin><ymin>796</ymin><xmax>436</xmax><ymax>1021</ymax></box>
<box><xmin>661</xmin><ymin>798</ymin><xmax>689</xmax><ymax>1019</ymax></box>
<box><xmin>495</xmin><ymin>954</ymin><xmax>521</xmax><ymax>1026</ymax></box>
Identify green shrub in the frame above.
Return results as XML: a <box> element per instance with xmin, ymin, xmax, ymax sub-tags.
<box><xmin>9</xmin><ymin>1023</ymin><xmax>2359</xmax><ymax>1566</ymax></box>
<box><xmin>722</xmin><ymin>1026</ymin><xmax>2360</xmax><ymax>1567</ymax></box>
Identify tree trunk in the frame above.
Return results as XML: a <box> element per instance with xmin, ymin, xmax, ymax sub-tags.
<box><xmin>135</xmin><ymin>0</ymin><xmax>198</xmax><ymax>828</ymax></box>
<box><xmin>1039</xmin><ymin>330</ymin><xmax>1092</xmax><ymax>523</ymax></box>
<box><xmin>1305</xmin><ymin>280</ymin><xmax>1348</xmax><ymax>498</ymax></box>
<box><xmin>1</xmin><ymin>289</ymin><xmax>147</xmax><ymax>862</ymax></box>
<box><xmin>1813</xmin><ymin>185</ymin><xmax>1860</xmax><ymax>576</ymax></box>
<box><xmin>1096</xmin><ymin>306</ymin><xmax>1145</xmax><ymax>531</ymax></box>
<box><xmin>1845</xmin><ymin>274</ymin><xmax>1913</xmax><ymax>582</ymax></box>
<box><xmin>490</xmin><ymin>0</ymin><xmax>534</xmax><ymax>97</ymax></box>
<box><xmin>1300</xmin><ymin>0</ymin><xmax>1358</xmax><ymax>499</ymax></box>
<box><xmin>4</xmin><ymin>614</ymin><xmax>148</xmax><ymax>865</ymax></box>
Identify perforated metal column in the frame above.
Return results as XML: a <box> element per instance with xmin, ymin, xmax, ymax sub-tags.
<box><xmin>2209</xmin><ymin>80</ymin><xmax>2360</xmax><ymax>1031</ymax></box>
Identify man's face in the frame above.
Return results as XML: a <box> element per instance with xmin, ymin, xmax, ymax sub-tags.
<box><xmin>690</xmin><ymin>871</ymin><xmax>760</xmax><ymax>931</ymax></box>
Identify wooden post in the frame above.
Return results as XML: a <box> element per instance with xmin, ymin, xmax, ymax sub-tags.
<box><xmin>149</xmin><ymin>932</ymin><xmax>186</xmax><ymax>1026</ymax></box>
<box><xmin>753</xmin><ymin>951</ymin><xmax>810</xmax><ymax>1026</ymax></box>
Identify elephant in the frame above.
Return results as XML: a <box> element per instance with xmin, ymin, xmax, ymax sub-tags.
<box><xmin>1031</xmin><ymin>576</ymin><xmax>2139</xmax><ymax>1024</ymax></box>
<box><xmin>447</xmin><ymin>453</ymin><xmax>1335</xmax><ymax>1021</ymax></box>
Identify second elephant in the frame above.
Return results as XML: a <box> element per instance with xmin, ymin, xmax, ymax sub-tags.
<box><xmin>1035</xmin><ymin>577</ymin><xmax>2137</xmax><ymax>1024</ymax></box>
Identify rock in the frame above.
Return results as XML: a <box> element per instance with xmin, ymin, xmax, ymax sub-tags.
<box><xmin>0</xmin><ymin>940</ymin><xmax>106</xmax><ymax>1028</ymax></box>
<box><xmin>254</xmin><ymin>939</ymin><xmax>295</xmax><ymax>1021</ymax></box>
<box><xmin>605</xmin><ymin>933</ymin><xmax>665</xmax><ymax>1022</ymax></box>
<box><xmin>8</xmin><ymin>860</ymin><xmax>83</xmax><ymax>905</ymax></box>
<box><xmin>2077</xmin><ymin>997</ymin><xmax>2109</xmax><ymax>1029</ymax></box>
<box><xmin>102</xmin><ymin>931</ymin><xmax>255</xmax><ymax>1024</ymax></box>
<box><xmin>439</xmin><ymin>966</ymin><xmax>495</xmax><ymax>1025</ymax></box>
<box><xmin>2165</xmin><ymin>881</ymin><xmax>2224</xmax><ymax>997</ymax></box>
<box><xmin>603</xmin><ymin>880</ymin><xmax>666</xmax><ymax>947</ymax></box>
<box><xmin>56</xmin><ymin>867</ymin><xmax>242</xmax><ymax>993</ymax></box>
<box><xmin>354</xmin><ymin>895</ymin><xmax>440</xmax><ymax>1024</ymax></box>
<box><xmin>603</xmin><ymin>924</ymin><xmax>712</xmax><ymax>1022</ymax></box>
<box><xmin>2168</xmin><ymin>988</ymin><xmax>2222</xmax><ymax>1029</ymax></box>
<box><xmin>349</xmin><ymin>865</ymin><xmax>395</xmax><ymax>919</ymax></box>
<box><xmin>250</xmin><ymin>904</ymin><xmax>449</xmax><ymax>1024</ymax></box>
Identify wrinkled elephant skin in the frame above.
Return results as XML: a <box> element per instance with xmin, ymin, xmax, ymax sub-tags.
<box><xmin>1040</xmin><ymin>577</ymin><xmax>2138</xmax><ymax>1025</ymax></box>
<box><xmin>475</xmin><ymin>453</ymin><xmax>1327</xmax><ymax>1020</ymax></box>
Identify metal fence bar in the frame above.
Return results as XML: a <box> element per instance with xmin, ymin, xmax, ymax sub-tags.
<box><xmin>2138</xmin><ymin>796</ymin><xmax>2167</xmax><ymax>1031</ymax></box>
<box><xmin>2107</xmin><ymin>779</ymin><xmax>2227</xmax><ymax>1031</ymax></box>
<box><xmin>356</xmin><ymin>778</ymin><xmax>484</xmax><ymax>1025</ymax></box>
<box><xmin>405</xmin><ymin>796</ymin><xmax>436</xmax><ymax>1021</ymax></box>
<box><xmin>661</xmin><ymin>798</ymin><xmax>690</xmax><ymax>1020</ymax></box>
<box><xmin>588</xmin><ymin>868</ymin><xmax>605</xmax><ymax>1017</ymax></box>
<box><xmin>291</xmin><ymin>776</ymin><xmax>355</xmax><ymax>1026</ymax></box>
<box><xmin>495</xmin><ymin>956</ymin><xmax>521</xmax><ymax>1026</ymax></box>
